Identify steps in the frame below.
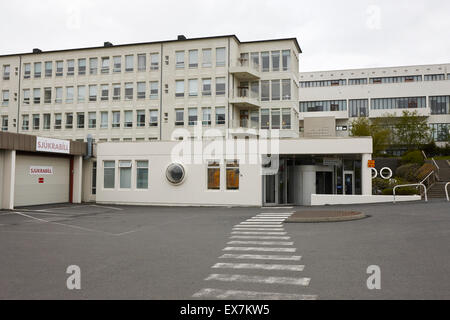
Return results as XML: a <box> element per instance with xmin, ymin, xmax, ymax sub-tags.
<box><xmin>428</xmin><ymin>160</ymin><xmax>450</xmax><ymax>199</ymax></box>
<box><xmin>435</xmin><ymin>160</ymin><xmax>450</xmax><ymax>182</ymax></box>
<box><xmin>428</xmin><ymin>182</ymin><xmax>449</xmax><ymax>199</ymax></box>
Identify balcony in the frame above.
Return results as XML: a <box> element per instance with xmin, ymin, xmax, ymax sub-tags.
<box><xmin>229</xmin><ymin>58</ymin><xmax>260</xmax><ymax>80</ymax></box>
<box><xmin>230</xmin><ymin>87</ymin><xmax>261</xmax><ymax>109</ymax></box>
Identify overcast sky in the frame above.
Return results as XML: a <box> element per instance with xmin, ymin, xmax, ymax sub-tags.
<box><xmin>1</xmin><ymin>0</ymin><xmax>449</xmax><ymax>72</ymax></box>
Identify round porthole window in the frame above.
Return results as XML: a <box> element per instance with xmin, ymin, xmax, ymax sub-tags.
<box><xmin>166</xmin><ymin>163</ymin><xmax>185</xmax><ymax>185</ymax></box>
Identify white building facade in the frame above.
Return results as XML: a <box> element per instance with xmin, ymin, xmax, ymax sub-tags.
<box><xmin>299</xmin><ymin>63</ymin><xmax>450</xmax><ymax>153</ymax></box>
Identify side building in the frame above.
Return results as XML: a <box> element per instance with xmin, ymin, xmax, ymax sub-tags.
<box><xmin>299</xmin><ymin>63</ymin><xmax>450</xmax><ymax>154</ymax></box>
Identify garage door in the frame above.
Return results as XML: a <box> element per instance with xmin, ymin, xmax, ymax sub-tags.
<box><xmin>14</xmin><ymin>154</ymin><xmax>71</xmax><ymax>207</ymax></box>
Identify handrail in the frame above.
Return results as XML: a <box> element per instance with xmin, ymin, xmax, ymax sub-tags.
<box><xmin>422</xmin><ymin>150</ymin><xmax>428</xmax><ymax>160</ymax></box>
<box><xmin>393</xmin><ymin>183</ymin><xmax>427</xmax><ymax>203</ymax></box>
<box><xmin>432</xmin><ymin>158</ymin><xmax>440</xmax><ymax>170</ymax></box>
<box><xmin>420</xmin><ymin>171</ymin><xmax>434</xmax><ymax>185</ymax></box>
<box><xmin>446</xmin><ymin>182</ymin><xmax>450</xmax><ymax>202</ymax></box>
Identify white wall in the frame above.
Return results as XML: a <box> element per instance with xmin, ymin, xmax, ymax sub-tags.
<box><xmin>311</xmin><ymin>194</ymin><xmax>421</xmax><ymax>206</ymax></box>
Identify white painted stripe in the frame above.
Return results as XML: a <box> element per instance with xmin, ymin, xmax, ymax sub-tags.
<box><xmin>262</xmin><ymin>207</ymin><xmax>294</xmax><ymax>209</ymax></box>
<box><xmin>235</xmin><ymin>225</ymin><xmax>283</xmax><ymax>228</ymax></box>
<box><xmin>212</xmin><ymin>263</ymin><xmax>305</xmax><ymax>272</ymax></box>
<box><xmin>227</xmin><ymin>241</ymin><xmax>294</xmax><ymax>246</ymax></box>
<box><xmin>224</xmin><ymin>247</ymin><xmax>296</xmax><ymax>253</ymax></box>
<box><xmin>193</xmin><ymin>288</ymin><xmax>316</xmax><ymax>300</ymax></box>
<box><xmin>247</xmin><ymin>220</ymin><xmax>286</xmax><ymax>222</ymax></box>
<box><xmin>249</xmin><ymin>218</ymin><xmax>287</xmax><ymax>220</ymax></box>
<box><xmin>241</xmin><ymin>222</ymin><xmax>283</xmax><ymax>225</ymax></box>
<box><xmin>232</xmin><ymin>231</ymin><xmax>287</xmax><ymax>235</ymax></box>
<box><xmin>230</xmin><ymin>236</ymin><xmax>291</xmax><ymax>240</ymax></box>
<box><xmin>205</xmin><ymin>274</ymin><xmax>311</xmax><ymax>286</ymax></box>
<box><xmin>257</xmin><ymin>214</ymin><xmax>293</xmax><ymax>216</ymax></box>
<box><xmin>233</xmin><ymin>228</ymin><xmax>285</xmax><ymax>232</ymax></box>
<box><xmin>255</xmin><ymin>216</ymin><xmax>291</xmax><ymax>218</ymax></box>
<box><xmin>220</xmin><ymin>254</ymin><xmax>301</xmax><ymax>261</ymax></box>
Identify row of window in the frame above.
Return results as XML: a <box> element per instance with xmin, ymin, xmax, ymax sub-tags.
<box><xmin>18</xmin><ymin>110</ymin><xmax>160</xmax><ymax>131</ymax></box>
<box><xmin>430</xmin><ymin>123</ymin><xmax>450</xmax><ymax>142</ymax></box>
<box><xmin>236</xmin><ymin>51</ymin><xmax>291</xmax><ymax>72</ymax></box>
<box><xmin>102</xmin><ymin>160</ymin><xmax>240</xmax><ymax>191</ymax></box>
<box><xmin>299</xmin><ymin>74</ymin><xmax>450</xmax><ymax>88</ymax></box>
<box><xmin>300</xmin><ymin>96</ymin><xmax>450</xmax><ymax>114</ymax></box>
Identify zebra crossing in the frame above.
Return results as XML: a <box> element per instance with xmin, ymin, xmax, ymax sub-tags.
<box><xmin>192</xmin><ymin>211</ymin><xmax>318</xmax><ymax>300</ymax></box>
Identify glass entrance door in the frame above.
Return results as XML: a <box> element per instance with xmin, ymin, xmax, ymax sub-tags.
<box><xmin>264</xmin><ymin>175</ymin><xmax>276</xmax><ymax>205</ymax></box>
<box><xmin>344</xmin><ymin>171</ymin><xmax>355</xmax><ymax>195</ymax></box>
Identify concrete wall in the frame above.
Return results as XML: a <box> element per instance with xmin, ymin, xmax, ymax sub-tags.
<box><xmin>311</xmin><ymin>194</ymin><xmax>421</xmax><ymax>206</ymax></box>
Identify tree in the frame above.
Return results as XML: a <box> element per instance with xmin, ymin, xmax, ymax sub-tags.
<box><xmin>391</xmin><ymin>111</ymin><xmax>431</xmax><ymax>151</ymax></box>
<box><xmin>350</xmin><ymin>117</ymin><xmax>391</xmax><ymax>156</ymax></box>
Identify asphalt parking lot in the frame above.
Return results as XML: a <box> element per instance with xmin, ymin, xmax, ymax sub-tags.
<box><xmin>0</xmin><ymin>201</ymin><xmax>449</xmax><ymax>300</ymax></box>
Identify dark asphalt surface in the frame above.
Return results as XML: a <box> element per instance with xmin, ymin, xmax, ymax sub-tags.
<box><xmin>0</xmin><ymin>201</ymin><xmax>449</xmax><ymax>300</ymax></box>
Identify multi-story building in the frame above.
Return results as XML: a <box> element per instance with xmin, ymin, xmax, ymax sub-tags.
<box><xmin>299</xmin><ymin>63</ymin><xmax>450</xmax><ymax>151</ymax></box>
<box><xmin>0</xmin><ymin>35</ymin><xmax>301</xmax><ymax>142</ymax></box>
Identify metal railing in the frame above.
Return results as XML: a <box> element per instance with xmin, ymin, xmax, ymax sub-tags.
<box><xmin>393</xmin><ymin>183</ymin><xmax>427</xmax><ymax>203</ymax></box>
<box><xmin>445</xmin><ymin>182</ymin><xmax>450</xmax><ymax>202</ymax></box>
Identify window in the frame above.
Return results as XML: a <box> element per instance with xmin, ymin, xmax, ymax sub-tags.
<box><xmin>176</xmin><ymin>51</ymin><xmax>185</xmax><ymax>69</ymax></box>
<box><xmin>32</xmin><ymin>114</ymin><xmax>40</xmax><ymax>130</ymax></box>
<box><xmin>22</xmin><ymin>115</ymin><xmax>29</xmax><ymax>131</ymax></box>
<box><xmin>176</xmin><ymin>80</ymin><xmax>185</xmax><ymax>97</ymax></box>
<box><xmin>125</xmin><ymin>55</ymin><xmax>134</xmax><ymax>72</ymax></box>
<box><xmin>300</xmin><ymin>100</ymin><xmax>348</xmax><ymax>112</ymax></box>
<box><xmin>429</xmin><ymin>96</ymin><xmax>449</xmax><ymax>115</ymax></box>
<box><xmin>23</xmin><ymin>89</ymin><xmax>30</xmax><ymax>104</ymax></box>
<box><xmin>215</xmin><ymin>107</ymin><xmax>225</xmax><ymax>125</ymax></box>
<box><xmin>136</xmin><ymin>161</ymin><xmax>149</xmax><ymax>189</ymax></box>
<box><xmin>261</xmin><ymin>109</ymin><xmax>270</xmax><ymax>129</ymax></box>
<box><xmin>92</xmin><ymin>162</ymin><xmax>97</xmax><ymax>195</ymax></box>
<box><xmin>150</xmin><ymin>53</ymin><xmax>159</xmax><ymax>70</ymax></box>
<box><xmin>89</xmin><ymin>58</ymin><xmax>98</xmax><ymax>74</ymax></box>
<box><xmin>24</xmin><ymin>63</ymin><xmax>31</xmax><ymax>79</ymax></box>
<box><xmin>202</xmin><ymin>107</ymin><xmax>211</xmax><ymax>126</ymax></box>
<box><xmin>250</xmin><ymin>110</ymin><xmax>259</xmax><ymax>129</ymax></box>
<box><xmin>271</xmin><ymin>51</ymin><xmax>280</xmax><ymax>72</ymax></box>
<box><xmin>45</xmin><ymin>62</ymin><xmax>52</xmax><ymax>77</ymax></box>
<box><xmin>188</xmin><ymin>50</ymin><xmax>198</xmax><ymax>68</ymax></box>
<box><xmin>282</xmin><ymin>109</ymin><xmax>291</xmax><ymax>129</ymax></box>
<box><xmin>113</xmin><ymin>84</ymin><xmax>121</xmax><ymax>100</ymax></box>
<box><xmin>56</xmin><ymin>61</ymin><xmax>63</xmax><ymax>76</ymax></box>
<box><xmin>430</xmin><ymin>123</ymin><xmax>450</xmax><ymax>142</ymax></box>
<box><xmin>425</xmin><ymin>74</ymin><xmax>445</xmax><ymax>81</ymax></box>
<box><xmin>78</xmin><ymin>59</ymin><xmax>86</xmax><ymax>75</ymax></box>
<box><xmin>113</xmin><ymin>56</ymin><xmax>121</xmax><ymax>73</ymax></box>
<box><xmin>370</xmin><ymin>97</ymin><xmax>426</xmax><ymax>110</ymax></box>
<box><xmin>175</xmin><ymin>109</ymin><xmax>184</xmax><ymax>126</ymax></box>
<box><xmin>150</xmin><ymin>81</ymin><xmax>159</xmax><ymax>99</ymax></box>
<box><xmin>202</xmin><ymin>49</ymin><xmax>212</xmax><ymax>67</ymax></box>
<box><xmin>77</xmin><ymin>86</ymin><xmax>85</xmax><ymax>103</ymax></box>
<box><xmin>53</xmin><ymin>87</ymin><xmax>62</xmax><ymax>104</ymax></box>
<box><xmin>43</xmin><ymin>88</ymin><xmax>51</xmax><ymax>104</ymax></box>
<box><xmin>216</xmin><ymin>48</ymin><xmax>226</xmax><ymax>67</ymax></box>
<box><xmin>34</xmin><ymin>62</ymin><xmax>42</xmax><ymax>78</ymax></box>
<box><xmin>88</xmin><ymin>112</ymin><xmax>96</xmax><ymax>129</ymax></box>
<box><xmin>67</xmin><ymin>60</ymin><xmax>75</xmax><ymax>76</ymax></box>
<box><xmin>119</xmin><ymin>161</ymin><xmax>132</xmax><ymax>189</ymax></box>
<box><xmin>101</xmin><ymin>57</ymin><xmax>110</xmax><ymax>74</ymax></box>
<box><xmin>54</xmin><ymin>114</ymin><xmax>62</xmax><ymax>130</ymax></box>
<box><xmin>282</xmin><ymin>50</ymin><xmax>290</xmax><ymax>71</ymax></box>
<box><xmin>349</xmin><ymin>78</ymin><xmax>368</xmax><ymax>85</ymax></box>
<box><xmin>138</xmin><ymin>54</ymin><xmax>146</xmax><ymax>71</ymax></box>
<box><xmin>112</xmin><ymin>111</ymin><xmax>120</xmax><ymax>128</ymax></box>
<box><xmin>202</xmin><ymin>79</ymin><xmax>212</xmax><ymax>96</ymax></box>
<box><xmin>2</xmin><ymin>90</ymin><xmax>9</xmax><ymax>106</ymax></box>
<box><xmin>226</xmin><ymin>160</ymin><xmax>239</xmax><ymax>190</ymax></box>
<box><xmin>65</xmin><ymin>113</ymin><xmax>73</xmax><ymax>129</ymax></box>
<box><xmin>282</xmin><ymin>79</ymin><xmax>291</xmax><ymax>100</ymax></box>
<box><xmin>207</xmin><ymin>161</ymin><xmax>220</xmax><ymax>190</ymax></box>
<box><xmin>369</xmin><ymin>75</ymin><xmax>422</xmax><ymax>84</ymax></box>
<box><xmin>251</xmin><ymin>52</ymin><xmax>260</xmax><ymax>70</ymax></box>
<box><xmin>271</xmin><ymin>109</ymin><xmax>280</xmax><ymax>129</ymax></box>
<box><xmin>101</xmin><ymin>84</ymin><xmax>109</xmax><ymax>101</ymax></box>
<box><xmin>2</xmin><ymin>65</ymin><xmax>10</xmax><ymax>80</ymax></box>
<box><xmin>33</xmin><ymin>88</ymin><xmax>41</xmax><ymax>104</ymax></box>
<box><xmin>188</xmin><ymin>108</ymin><xmax>198</xmax><ymax>126</ymax></box>
<box><xmin>43</xmin><ymin>114</ymin><xmax>51</xmax><ymax>130</ymax></box>
<box><xmin>66</xmin><ymin>87</ymin><xmax>74</xmax><ymax>103</ymax></box>
<box><xmin>149</xmin><ymin>110</ymin><xmax>158</xmax><ymax>127</ymax></box>
<box><xmin>261</xmin><ymin>80</ymin><xmax>270</xmax><ymax>101</ymax></box>
<box><xmin>216</xmin><ymin>77</ymin><xmax>226</xmax><ymax>96</ymax></box>
<box><xmin>103</xmin><ymin>161</ymin><xmax>115</xmax><ymax>189</ymax></box>
<box><xmin>261</xmin><ymin>52</ymin><xmax>270</xmax><ymax>72</ymax></box>
<box><xmin>77</xmin><ymin>113</ymin><xmax>85</xmax><ymax>129</ymax></box>
<box><xmin>349</xmin><ymin>99</ymin><xmax>369</xmax><ymax>117</ymax></box>
<box><xmin>189</xmin><ymin>79</ymin><xmax>198</xmax><ymax>97</ymax></box>
<box><xmin>137</xmin><ymin>82</ymin><xmax>146</xmax><ymax>99</ymax></box>
<box><xmin>125</xmin><ymin>83</ymin><xmax>133</xmax><ymax>100</ymax></box>
<box><xmin>101</xmin><ymin>112</ymin><xmax>108</xmax><ymax>129</ymax></box>
<box><xmin>271</xmin><ymin>80</ymin><xmax>280</xmax><ymax>101</ymax></box>
<box><xmin>136</xmin><ymin>110</ymin><xmax>146</xmax><ymax>127</ymax></box>
<box><xmin>124</xmin><ymin>111</ymin><xmax>133</xmax><ymax>128</ymax></box>
<box><xmin>89</xmin><ymin>85</ymin><xmax>97</xmax><ymax>102</ymax></box>
<box><xmin>1</xmin><ymin>116</ymin><xmax>8</xmax><ymax>131</ymax></box>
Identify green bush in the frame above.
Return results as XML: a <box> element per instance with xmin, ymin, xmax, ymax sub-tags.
<box><xmin>395</xmin><ymin>163</ymin><xmax>421</xmax><ymax>182</ymax></box>
<box><xmin>401</xmin><ymin>151</ymin><xmax>424</xmax><ymax>165</ymax></box>
<box><xmin>382</xmin><ymin>187</ymin><xmax>419</xmax><ymax>196</ymax></box>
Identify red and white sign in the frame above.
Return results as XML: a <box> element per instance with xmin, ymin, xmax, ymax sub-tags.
<box><xmin>38</xmin><ymin>178</ymin><xmax>45</xmax><ymax>184</ymax></box>
<box><xmin>30</xmin><ymin>166</ymin><xmax>54</xmax><ymax>175</ymax></box>
<box><xmin>36</xmin><ymin>137</ymin><xmax>70</xmax><ymax>154</ymax></box>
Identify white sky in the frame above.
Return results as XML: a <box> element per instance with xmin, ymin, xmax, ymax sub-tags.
<box><xmin>1</xmin><ymin>0</ymin><xmax>449</xmax><ymax>72</ymax></box>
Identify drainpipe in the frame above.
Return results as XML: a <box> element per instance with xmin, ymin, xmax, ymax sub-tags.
<box><xmin>16</xmin><ymin>56</ymin><xmax>22</xmax><ymax>133</ymax></box>
<box><xmin>159</xmin><ymin>43</ymin><xmax>163</xmax><ymax>141</ymax></box>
